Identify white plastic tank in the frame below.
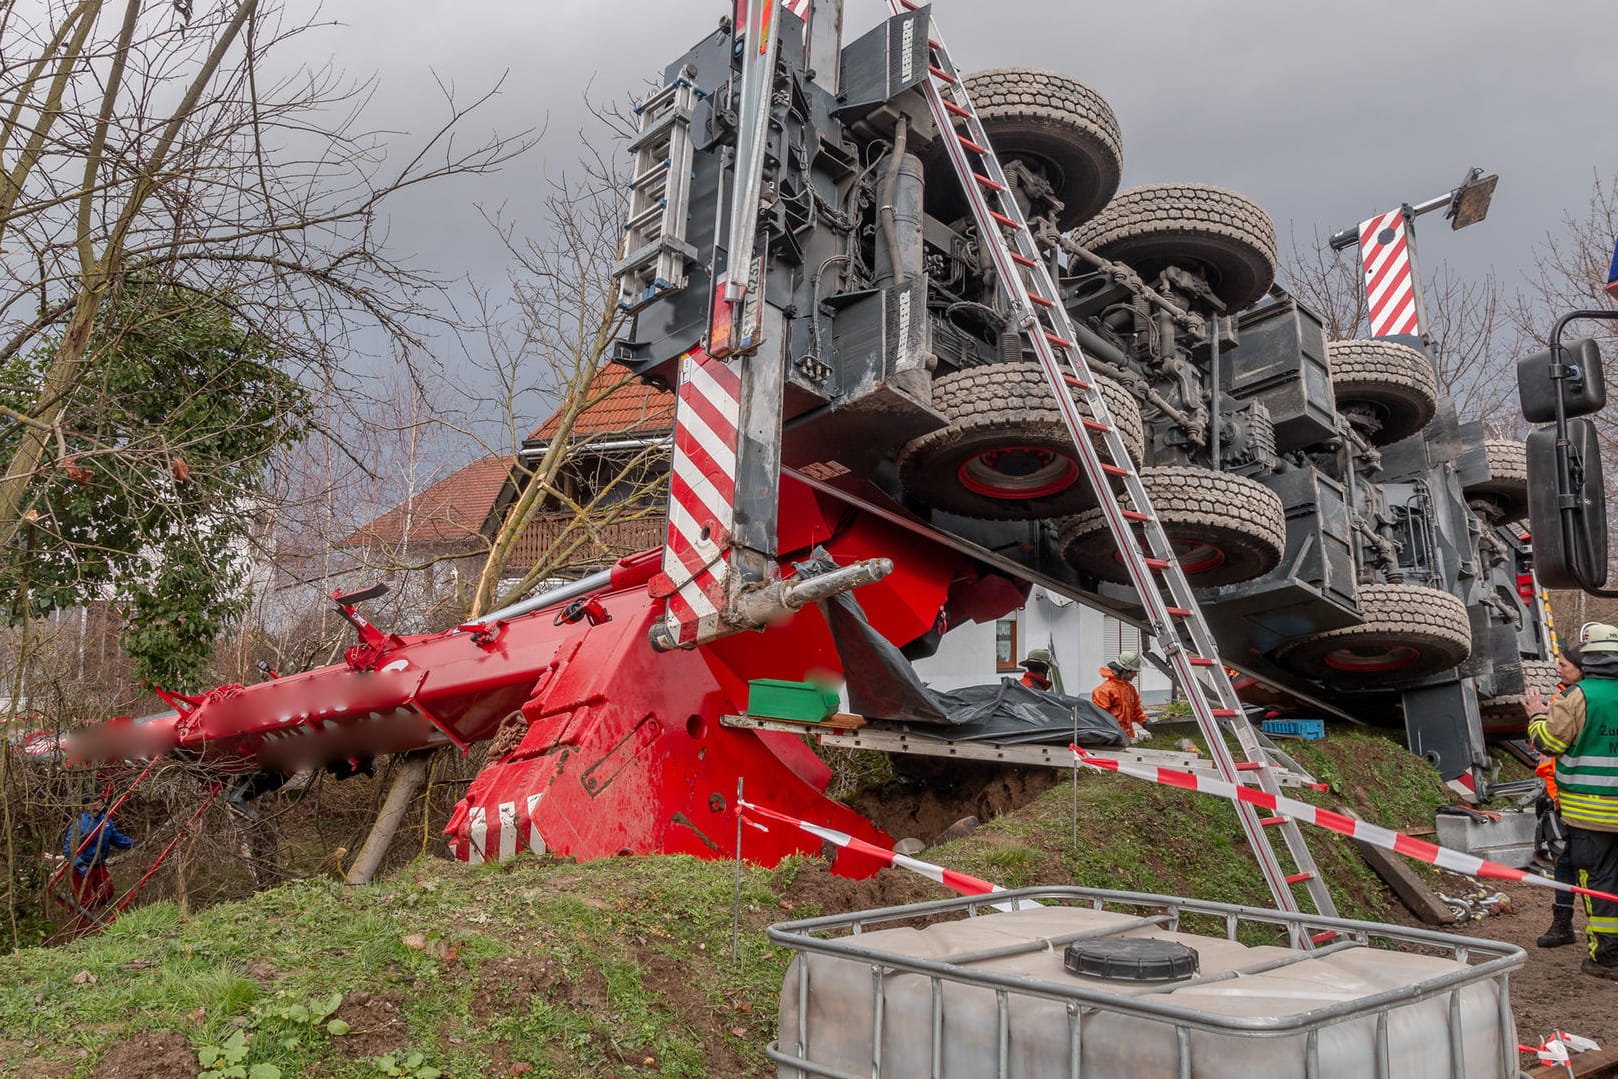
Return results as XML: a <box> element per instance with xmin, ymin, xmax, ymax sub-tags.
<box><xmin>771</xmin><ymin>889</ymin><xmax>1523</xmax><ymax>1079</ymax></box>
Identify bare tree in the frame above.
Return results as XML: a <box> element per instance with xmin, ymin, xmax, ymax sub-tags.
<box><xmin>1511</xmin><ymin>169</ymin><xmax>1618</xmax><ymax>350</ymax></box>
<box><xmin>0</xmin><ymin>0</ymin><xmax>528</xmax><ymax>549</ymax></box>
<box><xmin>0</xmin><ymin>0</ymin><xmax>530</xmax><ymax>924</ymax></box>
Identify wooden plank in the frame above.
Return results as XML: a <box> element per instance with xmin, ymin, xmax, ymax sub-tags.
<box><xmin>1338</xmin><ymin>806</ymin><xmax>1455</xmax><ymax>925</ymax></box>
<box><xmin>1524</xmin><ymin>1044</ymin><xmax>1618</xmax><ymax>1078</ymax></box>
<box><xmin>730</xmin><ymin>711</ymin><xmax>866</xmax><ymax>730</ymax></box>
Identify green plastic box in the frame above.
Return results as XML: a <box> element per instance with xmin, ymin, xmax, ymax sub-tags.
<box><xmin>747</xmin><ymin>679</ymin><xmax>840</xmax><ymax>723</ymax></box>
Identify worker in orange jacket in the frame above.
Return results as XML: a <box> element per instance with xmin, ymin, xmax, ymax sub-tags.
<box><xmin>1093</xmin><ymin>652</ymin><xmax>1149</xmax><ymax>741</ymax></box>
<box><xmin>1019</xmin><ymin>649</ymin><xmax>1056</xmax><ymax>692</ymax></box>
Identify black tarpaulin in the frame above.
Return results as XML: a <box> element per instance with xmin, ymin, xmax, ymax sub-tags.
<box><xmin>801</xmin><ymin>551</ymin><xmax>1124</xmax><ymax>747</ymax></box>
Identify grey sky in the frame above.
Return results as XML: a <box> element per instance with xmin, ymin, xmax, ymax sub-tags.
<box><xmin>317</xmin><ymin>0</ymin><xmax>1618</xmax><ymax>422</ymax></box>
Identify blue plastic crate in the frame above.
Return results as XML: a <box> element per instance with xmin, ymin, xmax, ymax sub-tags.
<box><xmin>1261</xmin><ymin>718</ymin><xmax>1326</xmax><ymax>740</ymax></box>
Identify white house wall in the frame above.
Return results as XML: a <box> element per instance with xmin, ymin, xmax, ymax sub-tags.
<box><xmin>912</xmin><ymin>587</ymin><xmax>1171</xmax><ymax>704</ymax></box>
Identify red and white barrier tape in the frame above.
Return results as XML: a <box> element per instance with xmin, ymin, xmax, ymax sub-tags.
<box><xmin>737</xmin><ymin>798</ymin><xmax>1028</xmax><ymax>903</ymax></box>
<box><xmin>1070</xmin><ymin>746</ymin><xmax>1618</xmax><ymax>906</ymax></box>
<box><xmin>1521</xmin><ymin>1030</ymin><xmax>1601</xmax><ymax>1067</ymax></box>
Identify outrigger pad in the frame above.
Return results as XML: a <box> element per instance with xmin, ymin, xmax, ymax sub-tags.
<box><xmin>803</xmin><ymin>552</ymin><xmax>1124</xmax><ymax>746</ymax></box>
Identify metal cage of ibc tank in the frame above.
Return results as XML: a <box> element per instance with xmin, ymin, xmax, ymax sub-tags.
<box><xmin>768</xmin><ymin>886</ymin><xmax>1525</xmax><ymax>1079</ymax></box>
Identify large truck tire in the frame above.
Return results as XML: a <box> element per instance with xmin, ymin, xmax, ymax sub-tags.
<box><xmin>1478</xmin><ymin>658</ymin><xmax>1559</xmax><ymax>735</ymax></box>
<box><xmin>1274</xmin><ymin>583</ymin><xmax>1472</xmax><ymax>689</ymax></box>
<box><xmin>1326</xmin><ymin>339</ymin><xmax>1437</xmax><ymax>445</ymax></box>
<box><xmin>1056</xmin><ymin>467</ymin><xmax>1285</xmax><ymax>588</ymax></box>
<box><xmin>927</xmin><ymin>69</ymin><xmax>1122</xmax><ymax>230</ymax></box>
<box><xmin>898</xmin><ymin>364</ymin><xmax>1143</xmax><ymax>520</ymax></box>
<box><xmin>1067</xmin><ymin>183</ymin><xmax>1277</xmax><ymax>311</ymax></box>
<box><xmin>1463</xmin><ymin>438</ymin><xmax>1530</xmax><ymax>522</ymax></box>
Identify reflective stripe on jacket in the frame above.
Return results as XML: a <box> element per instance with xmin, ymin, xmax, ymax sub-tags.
<box><xmin>1530</xmin><ymin>676</ymin><xmax>1618</xmax><ymax>832</ymax></box>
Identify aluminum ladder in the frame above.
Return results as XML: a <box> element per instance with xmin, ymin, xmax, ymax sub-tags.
<box><xmin>613</xmin><ymin>71</ymin><xmax>701</xmax><ymax>313</ymax></box>
<box><xmin>893</xmin><ymin>0</ymin><xmax>1336</xmax><ymax>921</ymax></box>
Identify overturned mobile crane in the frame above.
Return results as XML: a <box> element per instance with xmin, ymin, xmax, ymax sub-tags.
<box><xmin>58</xmin><ymin>0</ymin><xmax>1547</xmax><ymax>904</ymax></box>
<box><xmin>610</xmin><ymin>1</ymin><xmax>1549</xmax><ymax>788</ymax></box>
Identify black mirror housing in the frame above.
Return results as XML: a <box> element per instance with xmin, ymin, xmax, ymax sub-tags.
<box><xmin>1527</xmin><ymin>418</ymin><xmax>1608</xmax><ymax>589</ymax></box>
<box><xmin>1518</xmin><ymin>337</ymin><xmax>1606</xmax><ymax>423</ymax></box>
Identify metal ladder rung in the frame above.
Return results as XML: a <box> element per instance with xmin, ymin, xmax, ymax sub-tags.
<box><xmin>957</xmin><ymin>133</ymin><xmax>988</xmax><ymax>154</ymax></box>
<box><xmin>631</xmin><ymin>159</ymin><xmax>673</xmax><ymax>190</ymax></box>
<box><xmin>973</xmin><ymin>171</ymin><xmax>1005</xmax><ymax>192</ymax></box>
<box><xmin>1100</xmin><ymin>463</ymin><xmax>1129</xmax><ymax>477</ymax></box>
<box><xmin>625</xmin><ymin>200</ymin><xmax>666</xmax><ymax>232</ymax></box>
<box><xmin>1260</xmin><ymin>817</ymin><xmax>1288</xmax><ymax>827</ymax></box>
<box><xmin>1047</xmin><ymin>333</ymin><xmax>1076</xmax><ymax>350</ymax></box>
<box><xmin>1011</xmin><ymin>252</ymin><xmax>1038</xmax><ymax>269</ymax></box>
<box><xmin>927</xmin><ymin>64</ymin><xmax>955</xmax><ymax>83</ymax></box>
<box><xmin>1187</xmin><ymin>656</ymin><xmax>1217</xmax><ymax>667</ymax></box>
<box><xmin>627</xmin><ymin>110</ymin><xmax>685</xmax><ymax>153</ymax></box>
<box><xmin>988</xmin><ymin>209</ymin><xmax>1019</xmax><ymax>229</ymax></box>
<box><xmin>634</xmin><ymin>79</ymin><xmax>684</xmax><ymax>116</ymax></box>
<box><xmin>1028</xmin><ymin>294</ymin><xmax>1056</xmax><ymax>308</ymax></box>
<box><xmin>1080</xmin><ymin>418</ymin><xmax>1110</xmax><ymax>434</ymax></box>
<box><xmin>1285</xmin><ymin>872</ymin><xmax>1314</xmax><ymax>885</ymax></box>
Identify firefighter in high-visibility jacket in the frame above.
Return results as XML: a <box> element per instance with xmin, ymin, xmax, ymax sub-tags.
<box><xmin>1528</xmin><ymin>623</ymin><xmax>1618</xmax><ymax>981</ymax></box>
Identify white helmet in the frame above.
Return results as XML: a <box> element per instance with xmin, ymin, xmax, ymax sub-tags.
<box><xmin>1113</xmin><ymin>651</ymin><xmax>1143</xmax><ymax>672</ymax></box>
<box><xmin>1580</xmin><ymin>622</ymin><xmax>1618</xmax><ymax>653</ymax></box>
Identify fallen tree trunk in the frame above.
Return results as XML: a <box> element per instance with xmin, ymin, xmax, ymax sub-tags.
<box><xmin>345</xmin><ymin>750</ymin><xmax>436</xmax><ymax>885</ymax></box>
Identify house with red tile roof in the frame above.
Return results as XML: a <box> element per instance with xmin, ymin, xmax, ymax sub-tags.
<box><xmin>340</xmin><ymin>366</ymin><xmax>674</xmax><ymax>601</ymax></box>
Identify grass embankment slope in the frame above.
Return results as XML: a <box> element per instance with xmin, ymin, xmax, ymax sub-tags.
<box><xmin>0</xmin><ymin>730</ymin><xmax>1454</xmax><ymax>1079</ymax></box>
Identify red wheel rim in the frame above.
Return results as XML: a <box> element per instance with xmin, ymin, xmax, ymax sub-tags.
<box><xmin>1322</xmin><ymin>642</ymin><xmax>1423</xmax><ymax>674</ymax></box>
<box><xmin>1171</xmin><ymin>537</ymin><xmax>1227</xmax><ymax>575</ymax></box>
<box><xmin>958</xmin><ymin>445</ymin><xmax>1079</xmax><ymax>500</ymax></box>
<box><xmin>1111</xmin><ymin>536</ymin><xmax>1227</xmax><ymax>575</ymax></box>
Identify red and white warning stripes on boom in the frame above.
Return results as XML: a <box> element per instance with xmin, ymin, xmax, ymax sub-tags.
<box><xmin>654</xmin><ymin>347</ymin><xmax>744</xmax><ymax>648</ymax></box>
<box><xmin>1357</xmin><ymin>208</ymin><xmax>1423</xmax><ymax>338</ymax></box>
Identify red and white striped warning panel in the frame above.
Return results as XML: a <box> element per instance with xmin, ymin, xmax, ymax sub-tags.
<box><xmin>453</xmin><ymin>793</ymin><xmax>547</xmax><ymax>865</ymax></box>
<box><xmin>1358</xmin><ymin>208</ymin><xmax>1421</xmax><ymax>338</ymax></box>
<box><xmin>784</xmin><ymin>0</ymin><xmax>810</xmax><ymax>18</ymax></box>
<box><xmin>658</xmin><ymin>346</ymin><xmax>743</xmax><ymax>647</ymax></box>
<box><xmin>1071</xmin><ymin>746</ymin><xmax>1618</xmax><ymax>905</ymax></box>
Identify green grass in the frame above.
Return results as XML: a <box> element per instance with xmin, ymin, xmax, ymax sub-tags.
<box><xmin>0</xmin><ymin>728</ymin><xmax>1467</xmax><ymax>1076</ymax></box>
<box><xmin>0</xmin><ymin>856</ymin><xmax>795</xmax><ymax>1078</ymax></box>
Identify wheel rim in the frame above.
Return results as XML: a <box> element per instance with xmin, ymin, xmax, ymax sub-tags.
<box><xmin>1170</xmin><ymin>537</ymin><xmax>1227</xmax><ymax>575</ymax></box>
<box><xmin>1322</xmin><ymin>642</ymin><xmax>1423</xmax><ymax>674</ymax></box>
<box><xmin>957</xmin><ymin>445</ymin><xmax>1079</xmax><ymax>499</ymax></box>
<box><xmin>1108</xmin><ymin>536</ymin><xmax>1228</xmax><ymax>575</ymax></box>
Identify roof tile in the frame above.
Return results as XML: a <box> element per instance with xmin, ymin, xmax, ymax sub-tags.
<box><xmin>342</xmin><ymin>455</ymin><xmax>515</xmax><ymax>549</ymax></box>
<box><xmin>528</xmin><ymin>366</ymin><xmax>675</xmax><ymax>442</ymax></box>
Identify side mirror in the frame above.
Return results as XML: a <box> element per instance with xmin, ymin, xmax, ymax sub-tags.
<box><xmin>1526</xmin><ymin>418</ymin><xmax>1608</xmax><ymax>589</ymax></box>
<box><xmin>1518</xmin><ymin>337</ymin><xmax>1606</xmax><ymax>423</ymax></box>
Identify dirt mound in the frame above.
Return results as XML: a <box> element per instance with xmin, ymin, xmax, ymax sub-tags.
<box><xmin>92</xmin><ymin>1030</ymin><xmax>196</xmax><ymax>1079</ymax></box>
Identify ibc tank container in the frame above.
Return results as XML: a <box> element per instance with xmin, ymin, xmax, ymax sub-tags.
<box><xmin>770</xmin><ymin>887</ymin><xmax>1523</xmax><ymax>1079</ymax></box>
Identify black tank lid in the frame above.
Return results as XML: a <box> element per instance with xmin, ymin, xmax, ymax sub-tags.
<box><xmin>1064</xmin><ymin>937</ymin><xmax>1200</xmax><ymax>982</ymax></box>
